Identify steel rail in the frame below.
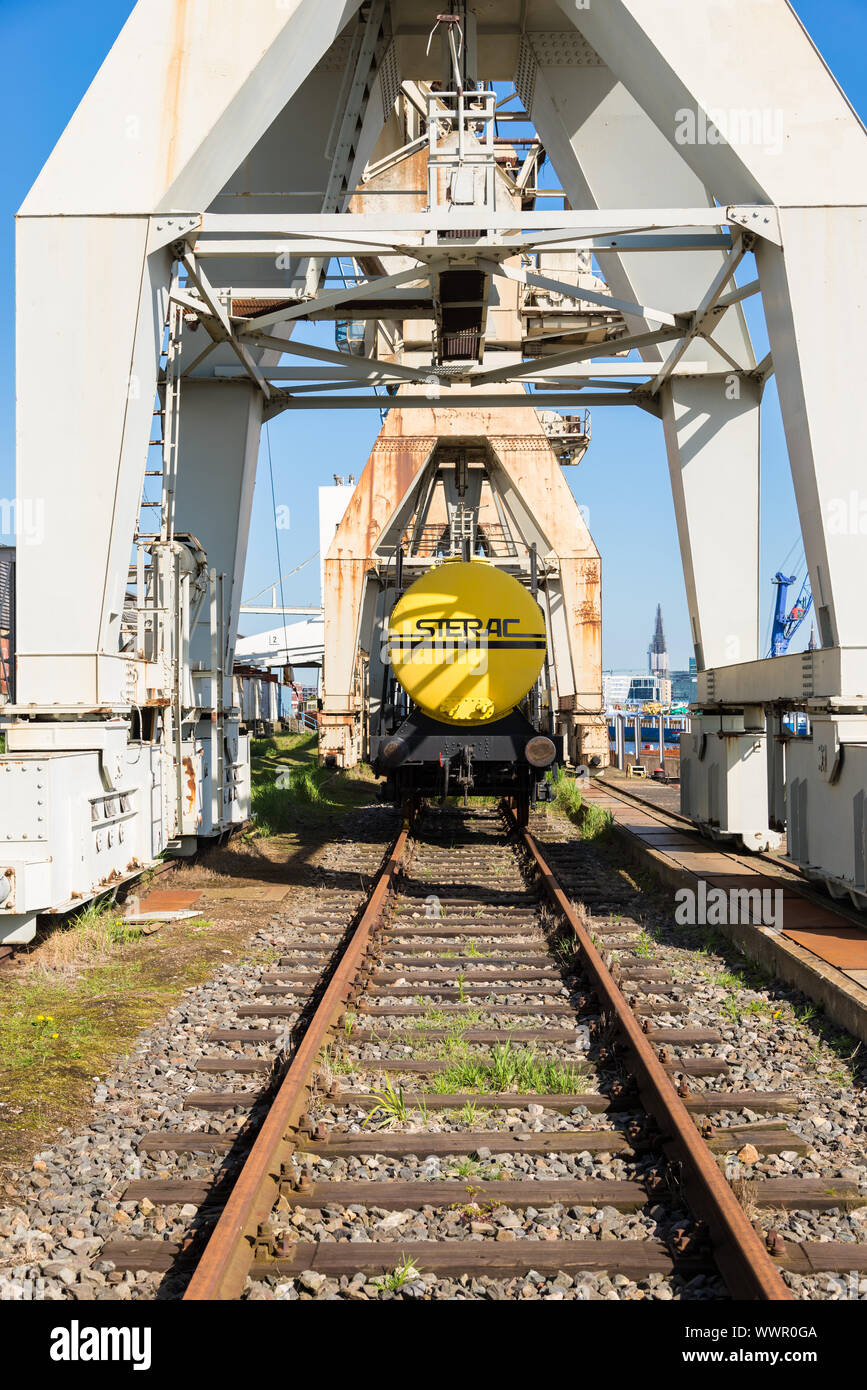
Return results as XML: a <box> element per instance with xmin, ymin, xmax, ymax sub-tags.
<box><xmin>182</xmin><ymin>825</ymin><xmax>410</xmax><ymax>1301</ymax></box>
<box><xmin>510</xmin><ymin>810</ymin><xmax>792</xmax><ymax>1301</ymax></box>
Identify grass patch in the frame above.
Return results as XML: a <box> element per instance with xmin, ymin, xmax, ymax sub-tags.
<box><xmin>631</xmin><ymin>928</ymin><xmax>657</xmax><ymax>959</ymax></box>
<box><xmin>547</xmin><ymin>768</ymin><xmax>613</xmax><ymax>840</ymax></box>
<box><xmin>430</xmin><ymin>1041</ymin><xmax>588</xmax><ymax>1095</ymax></box>
<box><xmin>248</xmin><ymin>730</ymin><xmax>376</xmax><ymax>838</ymax></box>
<box><xmin>372</xmin><ymin>1255</ymin><xmax>422</xmax><ymax>1293</ymax></box>
<box><xmin>362</xmin><ymin>1075</ymin><xmax>410</xmax><ymax>1129</ymax></box>
<box><xmin>20</xmin><ymin>901</ymin><xmax>149</xmax><ymax>982</ymax></box>
<box><xmin>0</xmin><ymin>905</ymin><xmax>258</xmax><ymax>1174</ymax></box>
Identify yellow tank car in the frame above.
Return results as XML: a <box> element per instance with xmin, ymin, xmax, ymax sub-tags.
<box><xmin>387</xmin><ymin>558</ymin><xmax>547</xmax><ymax>726</ymax></box>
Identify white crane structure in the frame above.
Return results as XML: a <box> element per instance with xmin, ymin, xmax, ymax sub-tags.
<box><xmin>1</xmin><ymin>0</ymin><xmax>866</xmax><ymax>941</ymax></box>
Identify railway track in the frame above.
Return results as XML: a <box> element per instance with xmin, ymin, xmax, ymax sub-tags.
<box><xmin>93</xmin><ymin>803</ymin><xmax>867</xmax><ymax>1302</ymax></box>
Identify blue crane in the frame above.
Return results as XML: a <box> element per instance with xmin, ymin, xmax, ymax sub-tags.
<box><xmin>768</xmin><ymin>570</ymin><xmax>814</xmax><ymax>656</ymax></box>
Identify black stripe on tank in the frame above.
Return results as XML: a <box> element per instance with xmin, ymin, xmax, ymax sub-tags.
<box><xmin>388</xmin><ymin>639</ymin><xmax>547</xmax><ymax>651</ymax></box>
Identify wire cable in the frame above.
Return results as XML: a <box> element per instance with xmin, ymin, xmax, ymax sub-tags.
<box><xmin>265</xmin><ymin>419</ymin><xmax>292</xmax><ymax>668</ymax></box>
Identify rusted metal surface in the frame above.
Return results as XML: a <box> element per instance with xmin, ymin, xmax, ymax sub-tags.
<box><xmin>136</xmin><ymin>888</ymin><xmax>202</xmax><ymax>913</ymax></box>
<box><xmin>182</xmin><ymin>824</ymin><xmax>409</xmax><ymax>1301</ymax></box>
<box><xmin>321</xmin><ymin>425</ymin><xmax>437</xmax><ymax>765</ymax></box>
<box><xmin>513</xmin><ymin>811</ymin><xmax>792</xmax><ymax>1302</ymax></box>
<box><xmin>321</xmin><ymin>395</ymin><xmax>605</xmax><ymax>768</ymax></box>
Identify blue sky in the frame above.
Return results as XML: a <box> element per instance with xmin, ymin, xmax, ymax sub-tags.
<box><xmin>1</xmin><ymin>0</ymin><xmax>864</xmax><ymax>669</ymax></box>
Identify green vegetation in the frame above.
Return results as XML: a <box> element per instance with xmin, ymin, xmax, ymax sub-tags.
<box><xmin>248</xmin><ymin>730</ymin><xmax>375</xmax><ymax>837</ymax></box>
<box><xmin>546</xmin><ymin>768</ymin><xmax>613</xmax><ymax>840</ymax></box>
<box><xmin>430</xmin><ymin>1040</ymin><xmax>588</xmax><ymax>1095</ymax></box>
<box><xmin>372</xmin><ymin>1255</ymin><xmax>422</xmax><ymax>1293</ymax></box>
<box><xmin>631</xmin><ymin>928</ymin><xmax>657</xmax><ymax>959</ymax></box>
<box><xmin>362</xmin><ymin>1075</ymin><xmax>410</xmax><ymax>1129</ymax></box>
<box><xmin>319</xmin><ymin>1044</ymin><xmax>355</xmax><ymax>1077</ymax></box>
<box><xmin>0</xmin><ymin>904</ymin><xmax>260</xmax><ymax>1169</ymax></box>
<box><xmin>549</xmin><ymin>765</ymin><xmax>583</xmax><ymax>820</ymax></box>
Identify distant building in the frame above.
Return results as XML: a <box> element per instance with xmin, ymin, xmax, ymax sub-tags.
<box><xmin>670</xmin><ymin>657</ymin><xmax>697</xmax><ymax>705</ymax></box>
<box><xmin>602</xmin><ymin>611</ymin><xmax>683</xmax><ymax>709</ymax></box>
<box><xmin>648</xmin><ymin>604</ymin><xmax>669</xmax><ymax>677</ymax></box>
<box><xmin>603</xmin><ymin>670</ymin><xmax>671</xmax><ymax>708</ymax></box>
<box><xmin>627</xmin><ymin>674</ymin><xmax>671</xmax><ymax>707</ymax></box>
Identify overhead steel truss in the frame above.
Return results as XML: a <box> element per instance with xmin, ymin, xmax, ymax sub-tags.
<box><xmin>166</xmin><ymin>206</ymin><xmax>775</xmax><ymax>414</ymax></box>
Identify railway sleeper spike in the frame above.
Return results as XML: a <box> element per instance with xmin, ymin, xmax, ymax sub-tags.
<box><xmin>667</xmin><ymin>1220</ymin><xmax>711</xmax><ymax>1259</ymax></box>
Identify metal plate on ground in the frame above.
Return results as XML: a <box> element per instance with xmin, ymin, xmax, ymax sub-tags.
<box><xmin>781</xmin><ymin>924</ymin><xmax>867</xmax><ymax>970</ymax></box>
<box><xmin>775</xmin><ymin>899</ymin><xmax>853</xmax><ymax>931</ymax></box>
<box><xmin>137</xmin><ymin>889</ymin><xmax>202</xmax><ymax>912</ymax></box>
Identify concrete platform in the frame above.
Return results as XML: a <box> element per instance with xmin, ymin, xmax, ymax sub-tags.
<box><xmin>585</xmin><ymin>776</ymin><xmax>867</xmax><ymax>1047</ymax></box>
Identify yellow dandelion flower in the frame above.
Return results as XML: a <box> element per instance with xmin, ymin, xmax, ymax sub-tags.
<box><xmin>35</xmin><ymin>1014</ymin><xmax>44</xmax><ymax>1022</ymax></box>
<box><xmin>51</xmin><ymin>1033</ymin><xmax>59</xmax><ymax>1039</ymax></box>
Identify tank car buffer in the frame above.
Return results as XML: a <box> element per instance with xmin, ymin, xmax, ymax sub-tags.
<box><xmin>370</xmin><ymin>559</ymin><xmax>561</xmax><ymax>823</ymax></box>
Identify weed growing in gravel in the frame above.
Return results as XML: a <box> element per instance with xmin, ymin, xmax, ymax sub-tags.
<box><xmin>448</xmin><ymin>1156</ymin><xmax>483</xmax><ymax>1179</ymax></box>
<box><xmin>23</xmin><ymin>902</ymin><xmax>148</xmax><ymax>981</ymax></box>
<box><xmin>550</xmin><ymin>767</ymin><xmax>583</xmax><ymax>821</ymax></box>
<box><xmin>415</xmin><ymin>1005</ymin><xmax>486</xmax><ymax>1031</ymax></box>
<box><xmin>372</xmin><ymin>1254</ymin><xmax>421</xmax><ymax>1293</ymax></box>
<box><xmin>319</xmin><ymin>1045</ymin><xmax>355</xmax><ymax>1077</ymax></box>
<box><xmin>431</xmin><ymin>1042</ymin><xmax>587</xmax><ymax>1095</ymax></box>
<box><xmin>362</xmin><ymin>1076</ymin><xmax>410</xmax><ymax>1129</ymax></box>
<box><xmin>742</xmin><ymin>1000</ymin><xmax>774</xmax><ymax>1018</ymax></box>
<box><xmin>581</xmin><ymin>802</ymin><xmax>614</xmax><ymax>841</ymax></box>
<box><xmin>632</xmin><ymin>929</ymin><xmax>657</xmax><ymax>959</ymax></box>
